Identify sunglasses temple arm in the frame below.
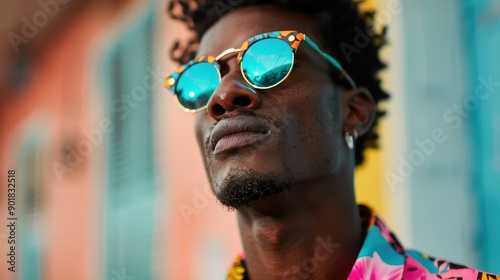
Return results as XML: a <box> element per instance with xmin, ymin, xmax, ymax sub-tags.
<box><xmin>303</xmin><ymin>35</ymin><xmax>357</xmax><ymax>89</ymax></box>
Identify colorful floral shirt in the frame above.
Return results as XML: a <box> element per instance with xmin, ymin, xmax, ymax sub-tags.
<box><xmin>226</xmin><ymin>205</ymin><xmax>500</xmax><ymax>280</ymax></box>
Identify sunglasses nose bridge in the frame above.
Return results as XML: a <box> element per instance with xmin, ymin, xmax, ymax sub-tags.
<box><xmin>215</xmin><ymin>48</ymin><xmax>242</xmax><ymax>61</ymax></box>
<box><xmin>206</xmin><ymin>76</ymin><xmax>261</xmax><ymax>120</ymax></box>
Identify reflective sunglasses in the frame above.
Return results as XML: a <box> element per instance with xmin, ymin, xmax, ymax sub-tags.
<box><xmin>164</xmin><ymin>30</ymin><xmax>357</xmax><ymax>112</ymax></box>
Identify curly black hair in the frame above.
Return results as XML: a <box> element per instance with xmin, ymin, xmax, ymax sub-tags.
<box><xmin>167</xmin><ymin>0</ymin><xmax>389</xmax><ymax>166</ymax></box>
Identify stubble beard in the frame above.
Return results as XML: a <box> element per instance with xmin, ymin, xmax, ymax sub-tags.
<box><xmin>212</xmin><ymin>165</ymin><xmax>295</xmax><ymax>210</ymax></box>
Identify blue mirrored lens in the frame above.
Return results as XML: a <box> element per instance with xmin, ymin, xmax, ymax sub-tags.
<box><xmin>241</xmin><ymin>38</ymin><xmax>293</xmax><ymax>88</ymax></box>
<box><xmin>176</xmin><ymin>62</ymin><xmax>220</xmax><ymax>110</ymax></box>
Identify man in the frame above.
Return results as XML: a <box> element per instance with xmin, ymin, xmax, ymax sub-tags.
<box><xmin>165</xmin><ymin>0</ymin><xmax>500</xmax><ymax>279</ymax></box>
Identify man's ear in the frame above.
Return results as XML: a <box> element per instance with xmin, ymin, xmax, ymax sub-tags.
<box><xmin>341</xmin><ymin>87</ymin><xmax>376</xmax><ymax>136</ymax></box>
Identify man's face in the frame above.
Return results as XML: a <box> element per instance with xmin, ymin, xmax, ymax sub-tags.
<box><xmin>194</xmin><ymin>5</ymin><xmax>349</xmax><ymax>209</ymax></box>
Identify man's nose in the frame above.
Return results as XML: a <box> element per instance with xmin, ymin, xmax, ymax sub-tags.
<box><xmin>206</xmin><ymin>76</ymin><xmax>261</xmax><ymax>120</ymax></box>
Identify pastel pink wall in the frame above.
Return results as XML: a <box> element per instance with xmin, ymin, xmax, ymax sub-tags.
<box><xmin>162</xmin><ymin>16</ymin><xmax>242</xmax><ymax>279</ymax></box>
<box><xmin>0</xmin><ymin>1</ymin><xmax>132</xmax><ymax>280</ymax></box>
<box><xmin>1</xmin><ymin>3</ymin><xmax>244</xmax><ymax>279</ymax></box>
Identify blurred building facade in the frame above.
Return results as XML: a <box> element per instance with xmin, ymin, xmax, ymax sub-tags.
<box><xmin>0</xmin><ymin>0</ymin><xmax>499</xmax><ymax>280</ymax></box>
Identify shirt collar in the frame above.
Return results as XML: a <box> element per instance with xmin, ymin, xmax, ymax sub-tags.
<box><xmin>347</xmin><ymin>205</ymin><xmax>405</xmax><ymax>279</ymax></box>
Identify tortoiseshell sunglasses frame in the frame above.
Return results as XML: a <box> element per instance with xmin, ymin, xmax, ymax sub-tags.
<box><xmin>164</xmin><ymin>30</ymin><xmax>357</xmax><ymax>113</ymax></box>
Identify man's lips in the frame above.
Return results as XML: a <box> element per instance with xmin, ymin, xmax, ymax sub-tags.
<box><xmin>210</xmin><ymin>116</ymin><xmax>270</xmax><ymax>154</ymax></box>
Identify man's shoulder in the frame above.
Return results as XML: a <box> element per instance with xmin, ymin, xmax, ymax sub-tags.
<box><xmin>403</xmin><ymin>249</ymin><xmax>500</xmax><ymax>279</ymax></box>
<box><xmin>353</xmin><ymin>208</ymin><xmax>500</xmax><ymax>279</ymax></box>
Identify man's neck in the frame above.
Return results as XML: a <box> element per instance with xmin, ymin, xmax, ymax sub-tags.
<box><xmin>236</xmin><ymin>178</ymin><xmax>363</xmax><ymax>280</ymax></box>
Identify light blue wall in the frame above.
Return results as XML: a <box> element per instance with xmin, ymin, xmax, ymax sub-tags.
<box><xmin>463</xmin><ymin>0</ymin><xmax>500</xmax><ymax>273</ymax></box>
<box><xmin>401</xmin><ymin>0</ymin><xmax>500</xmax><ymax>273</ymax></box>
<box><xmin>15</xmin><ymin>123</ymin><xmax>46</xmax><ymax>280</ymax></box>
<box><xmin>401</xmin><ymin>0</ymin><xmax>478</xmax><ymax>268</ymax></box>
<box><xmin>98</xmin><ymin>3</ymin><xmax>159</xmax><ymax>280</ymax></box>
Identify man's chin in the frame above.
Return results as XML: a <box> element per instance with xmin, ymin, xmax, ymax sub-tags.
<box><xmin>213</xmin><ymin>167</ymin><xmax>293</xmax><ymax>210</ymax></box>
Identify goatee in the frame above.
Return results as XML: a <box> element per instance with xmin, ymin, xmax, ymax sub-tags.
<box><xmin>215</xmin><ymin>167</ymin><xmax>294</xmax><ymax>210</ymax></box>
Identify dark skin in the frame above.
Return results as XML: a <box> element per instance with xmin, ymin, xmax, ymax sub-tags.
<box><xmin>194</xmin><ymin>5</ymin><xmax>376</xmax><ymax>280</ymax></box>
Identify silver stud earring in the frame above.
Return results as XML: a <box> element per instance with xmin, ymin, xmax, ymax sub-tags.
<box><xmin>345</xmin><ymin>130</ymin><xmax>358</xmax><ymax>150</ymax></box>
